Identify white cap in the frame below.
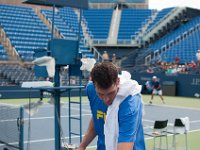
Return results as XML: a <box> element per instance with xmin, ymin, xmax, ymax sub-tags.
<box><xmin>152</xmin><ymin>76</ymin><xmax>157</xmax><ymax>79</ymax></box>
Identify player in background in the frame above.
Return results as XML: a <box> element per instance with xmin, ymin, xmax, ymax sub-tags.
<box><xmin>149</xmin><ymin>76</ymin><xmax>165</xmax><ymax>104</ymax></box>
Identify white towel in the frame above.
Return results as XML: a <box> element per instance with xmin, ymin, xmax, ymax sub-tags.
<box><xmin>80</xmin><ymin>58</ymin><xmax>96</xmax><ymax>72</ymax></box>
<box><xmin>180</xmin><ymin>117</ymin><xmax>190</xmax><ymax>131</ymax></box>
<box><xmin>175</xmin><ymin>117</ymin><xmax>190</xmax><ymax>134</ymax></box>
<box><xmin>104</xmin><ymin>71</ymin><xmax>142</xmax><ymax>150</ymax></box>
<box><xmin>32</xmin><ymin>56</ymin><xmax>55</xmax><ymax>77</ymax></box>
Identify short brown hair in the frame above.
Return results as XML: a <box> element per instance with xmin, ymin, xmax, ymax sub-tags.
<box><xmin>91</xmin><ymin>62</ymin><xmax>118</xmax><ymax>89</ymax></box>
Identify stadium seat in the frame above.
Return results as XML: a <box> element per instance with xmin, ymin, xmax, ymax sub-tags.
<box><xmin>0</xmin><ymin>4</ymin><xmax>51</xmax><ymax>61</ymax></box>
<box><xmin>118</xmin><ymin>9</ymin><xmax>153</xmax><ymax>39</ymax></box>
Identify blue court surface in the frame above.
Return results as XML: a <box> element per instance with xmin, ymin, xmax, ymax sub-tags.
<box><xmin>0</xmin><ymin>101</ymin><xmax>200</xmax><ymax>150</ymax></box>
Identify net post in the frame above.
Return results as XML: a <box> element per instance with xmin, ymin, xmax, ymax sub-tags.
<box><xmin>19</xmin><ymin>107</ymin><xmax>24</xmax><ymax>150</ymax></box>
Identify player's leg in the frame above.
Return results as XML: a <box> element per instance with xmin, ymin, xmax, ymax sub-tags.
<box><xmin>158</xmin><ymin>90</ymin><xmax>165</xmax><ymax>104</ymax></box>
<box><xmin>149</xmin><ymin>90</ymin><xmax>156</xmax><ymax>104</ymax></box>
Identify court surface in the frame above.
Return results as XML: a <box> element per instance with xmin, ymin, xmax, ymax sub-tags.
<box><xmin>0</xmin><ymin>101</ymin><xmax>200</xmax><ymax>150</ymax></box>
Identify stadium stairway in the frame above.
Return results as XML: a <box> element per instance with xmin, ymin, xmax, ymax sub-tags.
<box><xmin>107</xmin><ymin>4</ymin><xmax>121</xmax><ymax>45</ymax></box>
<box><xmin>0</xmin><ymin>25</ymin><xmax>20</xmax><ymax>61</ymax></box>
<box><xmin>0</xmin><ymin>43</ymin><xmax>8</xmax><ymax>61</ymax></box>
<box><xmin>0</xmin><ymin>4</ymin><xmax>51</xmax><ymax>62</ymax></box>
<box><xmin>40</xmin><ymin>7</ymin><xmax>95</xmax><ymax>59</ymax></box>
<box><xmin>132</xmin><ymin>9</ymin><xmax>158</xmax><ymax>46</ymax></box>
<box><xmin>34</xmin><ymin>7</ymin><xmax>62</xmax><ymax>39</ymax></box>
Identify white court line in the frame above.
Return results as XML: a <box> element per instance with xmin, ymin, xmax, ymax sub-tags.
<box><xmin>144</xmin><ymin>103</ymin><xmax>200</xmax><ymax>111</ymax></box>
<box><xmin>23</xmin><ymin>135</ymin><xmax>81</xmax><ymax>144</ymax></box>
<box><xmin>0</xmin><ymin>105</ymin><xmax>92</xmax><ymax>122</ymax></box>
<box><xmin>0</xmin><ymin>118</ymin><xmax>17</xmax><ymax>123</ymax></box>
<box><xmin>143</xmin><ymin>119</ymin><xmax>200</xmax><ymax>130</ymax></box>
<box><xmin>190</xmin><ymin>120</ymin><xmax>200</xmax><ymax>123</ymax></box>
<box><xmin>0</xmin><ymin>114</ymin><xmax>92</xmax><ymax>122</ymax></box>
<box><xmin>143</xmin><ymin>119</ymin><xmax>200</xmax><ymax>124</ymax></box>
<box><xmin>143</xmin><ymin>119</ymin><xmax>154</xmax><ymax>123</ymax></box>
<box><xmin>23</xmin><ymin>113</ymin><xmax>92</xmax><ymax>121</ymax></box>
<box><xmin>145</xmin><ymin>129</ymin><xmax>200</xmax><ymax>140</ymax></box>
<box><xmin>0</xmin><ymin>102</ymin><xmax>90</xmax><ymax>109</ymax></box>
<box><xmin>68</xmin><ymin>107</ymin><xmax>91</xmax><ymax>113</ymax></box>
<box><xmin>0</xmin><ymin>135</ymin><xmax>81</xmax><ymax>146</ymax></box>
<box><xmin>32</xmin><ymin>104</ymin><xmax>91</xmax><ymax>113</ymax></box>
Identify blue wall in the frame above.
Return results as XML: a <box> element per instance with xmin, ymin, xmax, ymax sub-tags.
<box><xmin>0</xmin><ymin>73</ymin><xmax>199</xmax><ymax>98</ymax></box>
<box><xmin>0</xmin><ymin>86</ymin><xmax>86</xmax><ymax>99</ymax></box>
<box><xmin>131</xmin><ymin>73</ymin><xmax>200</xmax><ymax>97</ymax></box>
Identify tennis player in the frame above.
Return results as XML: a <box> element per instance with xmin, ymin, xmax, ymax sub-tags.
<box><xmin>78</xmin><ymin>62</ymin><xmax>145</xmax><ymax>150</ymax></box>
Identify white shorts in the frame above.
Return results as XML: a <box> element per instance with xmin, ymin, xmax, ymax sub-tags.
<box><xmin>152</xmin><ymin>89</ymin><xmax>162</xmax><ymax>95</ymax></box>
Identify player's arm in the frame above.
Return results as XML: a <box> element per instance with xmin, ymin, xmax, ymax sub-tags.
<box><xmin>118</xmin><ymin>95</ymin><xmax>142</xmax><ymax>150</ymax></box>
<box><xmin>78</xmin><ymin>118</ymin><xmax>97</xmax><ymax>150</ymax></box>
<box><xmin>117</xmin><ymin>142</ymin><xmax>134</xmax><ymax>150</ymax></box>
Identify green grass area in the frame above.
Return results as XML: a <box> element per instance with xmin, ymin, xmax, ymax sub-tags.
<box><xmin>0</xmin><ymin>95</ymin><xmax>200</xmax><ymax>109</ymax></box>
<box><xmin>1</xmin><ymin>94</ymin><xmax>199</xmax><ymax>109</ymax></box>
<box><xmin>145</xmin><ymin>130</ymin><xmax>200</xmax><ymax>150</ymax></box>
<box><xmin>0</xmin><ymin>97</ymin><xmax>89</xmax><ymax>105</ymax></box>
<box><xmin>142</xmin><ymin>94</ymin><xmax>200</xmax><ymax>109</ymax></box>
<box><xmin>86</xmin><ymin>130</ymin><xmax>200</xmax><ymax>150</ymax></box>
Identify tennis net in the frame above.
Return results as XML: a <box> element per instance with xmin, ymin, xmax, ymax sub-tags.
<box><xmin>0</xmin><ymin>104</ymin><xmax>24</xmax><ymax>149</ymax></box>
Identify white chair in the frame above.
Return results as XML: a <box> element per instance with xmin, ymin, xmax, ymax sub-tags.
<box><xmin>168</xmin><ymin>117</ymin><xmax>189</xmax><ymax>150</ymax></box>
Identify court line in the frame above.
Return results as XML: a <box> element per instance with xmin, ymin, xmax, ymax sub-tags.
<box><xmin>0</xmin><ymin>114</ymin><xmax>92</xmax><ymax>122</ymax></box>
<box><xmin>190</xmin><ymin>120</ymin><xmax>200</xmax><ymax>123</ymax></box>
<box><xmin>144</xmin><ymin>103</ymin><xmax>200</xmax><ymax>111</ymax></box>
<box><xmin>23</xmin><ymin>113</ymin><xmax>92</xmax><ymax>121</ymax></box>
<box><xmin>0</xmin><ymin>135</ymin><xmax>81</xmax><ymax>146</ymax></box>
<box><xmin>30</xmin><ymin>104</ymin><xmax>91</xmax><ymax>113</ymax></box>
<box><xmin>145</xmin><ymin>129</ymin><xmax>200</xmax><ymax>140</ymax></box>
<box><xmin>143</xmin><ymin>119</ymin><xmax>200</xmax><ymax>124</ymax></box>
<box><xmin>68</xmin><ymin>107</ymin><xmax>91</xmax><ymax>113</ymax></box>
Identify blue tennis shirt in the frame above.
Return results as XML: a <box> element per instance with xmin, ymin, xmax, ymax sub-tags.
<box><xmin>86</xmin><ymin>82</ymin><xmax>146</xmax><ymax>150</ymax></box>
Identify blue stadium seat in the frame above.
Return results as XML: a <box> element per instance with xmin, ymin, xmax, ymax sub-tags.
<box><xmin>83</xmin><ymin>9</ymin><xmax>113</xmax><ymax>39</ymax></box>
<box><xmin>118</xmin><ymin>9</ymin><xmax>153</xmax><ymax>40</ymax></box>
<box><xmin>0</xmin><ymin>4</ymin><xmax>51</xmax><ymax>61</ymax></box>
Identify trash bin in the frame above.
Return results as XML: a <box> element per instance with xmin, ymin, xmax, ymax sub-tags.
<box><xmin>162</xmin><ymin>81</ymin><xmax>176</xmax><ymax>96</ymax></box>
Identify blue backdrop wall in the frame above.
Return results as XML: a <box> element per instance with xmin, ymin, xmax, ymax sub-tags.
<box><xmin>131</xmin><ymin>73</ymin><xmax>200</xmax><ymax>97</ymax></box>
<box><xmin>0</xmin><ymin>73</ymin><xmax>199</xmax><ymax>99</ymax></box>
